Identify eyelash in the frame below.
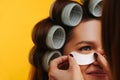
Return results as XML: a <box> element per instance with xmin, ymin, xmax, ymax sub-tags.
<box><xmin>79</xmin><ymin>46</ymin><xmax>92</xmax><ymax>51</ymax></box>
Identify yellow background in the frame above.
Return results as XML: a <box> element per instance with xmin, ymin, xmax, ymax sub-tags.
<box><xmin>0</xmin><ymin>0</ymin><xmax>81</xmax><ymax>80</ymax></box>
<box><xmin>0</xmin><ymin>0</ymin><xmax>52</xmax><ymax>80</ymax></box>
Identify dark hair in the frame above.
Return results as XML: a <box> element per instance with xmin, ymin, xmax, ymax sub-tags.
<box><xmin>32</xmin><ymin>18</ymin><xmax>55</xmax><ymax>49</ymax></box>
<box><xmin>102</xmin><ymin>0</ymin><xmax>120</xmax><ymax>80</ymax></box>
<box><xmin>29</xmin><ymin>46</ymin><xmax>48</xmax><ymax>80</ymax></box>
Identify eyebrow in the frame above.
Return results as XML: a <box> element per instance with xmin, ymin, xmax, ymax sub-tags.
<box><xmin>76</xmin><ymin>41</ymin><xmax>95</xmax><ymax>46</ymax></box>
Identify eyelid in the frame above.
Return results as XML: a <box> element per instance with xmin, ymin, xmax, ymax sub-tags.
<box><xmin>79</xmin><ymin>46</ymin><xmax>92</xmax><ymax>50</ymax></box>
<box><xmin>76</xmin><ymin>41</ymin><xmax>97</xmax><ymax>49</ymax></box>
<box><xmin>77</xmin><ymin>45</ymin><xmax>94</xmax><ymax>54</ymax></box>
<box><xmin>76</xmin><ymin>41</ymin><xmax>96</xmax><ymax>46</ymax></box>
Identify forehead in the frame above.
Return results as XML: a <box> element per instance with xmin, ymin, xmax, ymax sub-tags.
<box><xmin>63</xmin><ymin>19</ymin><xmax>102</xmax><ymax>54</ymax></box>
<box><xmin>71</xmin><ymin>19</ymin><xmax>101</xmax><ymax>42</ymax></box>
<box><xmin>75</xmin><ymin>19</ymin><xmax>101</xmax><ymax>30</ymax></box>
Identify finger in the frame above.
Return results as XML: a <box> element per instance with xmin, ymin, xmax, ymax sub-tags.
<box><xmin>49</xmin><ymin>56</ymin><xmax>68</xmax><ymax>70</ymax></box>
<box><xmin>68</xmin><ymin>54</ymin><xmax>81</xmax><ymax>71</ymax></box>
<box><xmin>95</xmin><ymin>53</ymin><xmax>111</xmax><ymax>77</ymax></box>
<box><xmin>68</xmin><ymin>54</ymin><xmax>84</xmax><ymax>80</ymax></box>
<box><xmin>96</xmin><ymin>53</ymin><xmax>112</xmax><ymax>79</ymax></box>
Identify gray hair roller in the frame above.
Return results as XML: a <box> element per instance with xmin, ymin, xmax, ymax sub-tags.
<box><xmin>61</xmin><ymin>3</ymin><xmax>83</xmax><ymax>26</ymax></box>
<box><xmin>46</xmin><ymin>25</ymin><xmax>66</xmax><ymax>49</ymax></box>
<box><xmin>89</xmin><ymin>0</ymin><xmax>102</xmax><ymax>17</ymax></box>
<box><xmin>42</xmin><ymin>50</ymin><xmax>62</xmax><ymax>72</ymax></box>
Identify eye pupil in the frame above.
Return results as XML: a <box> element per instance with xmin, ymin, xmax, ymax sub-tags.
<box><xmin>80</xmin><ymin>46</ymin><xmax>91</xmax><ymax>51</ymax></box>
<box><xmin>84</xmin><ymin>47</ymin><xmax>89</xmax><ymax>50</ymax></box>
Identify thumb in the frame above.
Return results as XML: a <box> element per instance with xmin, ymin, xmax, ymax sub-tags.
<box><xmin>68</xmin><ymin>54</ymin><xmax>84</xmax><ymax>80</ymax></box>
<box><xmin>96</xmin><ymin>53</ymin><xmax>110</xmax><ymax>72</ymax></box>
<box><xmin>95</xmin><ymin>53</ymin><xmax>112</xmax><ymax>78</ymax></box>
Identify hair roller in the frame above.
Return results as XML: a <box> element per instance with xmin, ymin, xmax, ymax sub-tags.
<box><xmin>46</xmin><ymin>25</ymin><xmax>66</xmax><ymax>50</ymax></box>
<box><xmin>32</xmin><ymin>17</ymin><xmax>54</xmax><ymax>49</ymax></box>
<box><xmin>88</xmin><ymin>0</ymin><xmax>102</xmax><ymax>17</ymax></box>
<box><xmin>29</xmin><ymin>46</ymin><xmax>43</xmax><ymax>68</ymax></box>
<box><xmin>42</xmin><ymin>50</ymin><xmax>62</xmax><ymax>72</ymax></box>
<box><xmin>50</xmin><ymin>1</ymin><xmax>70</xmax><ymax>25</ymax></box>
<box><xmin>50</xmin><ymin>1</ymin><xmax>83</xmax><ymax>26</ymax></box>
<box><xmin>61</xmin><ymin>2</ymin><xmax>83</xmax><ymax>26</ymax></box>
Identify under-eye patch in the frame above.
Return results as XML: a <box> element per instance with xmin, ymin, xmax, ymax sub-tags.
<box><xmin>70</xmin><ymin>51</ymin><xmax>95</xmax><ymax>65</ymax></box>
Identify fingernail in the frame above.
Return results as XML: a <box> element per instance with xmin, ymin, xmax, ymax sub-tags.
<box><xmin>69</xmin><ymin>54</ymin><xmax>73</xmax><ymax>57</ymax></box>
<box><xmin>94</xmin><ymin>53</ymin><xmax>98</xmax><ymax>59</ymax></box>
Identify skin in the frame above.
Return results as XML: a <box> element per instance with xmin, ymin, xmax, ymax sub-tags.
<box><xmin>63</xmin><ymin>19</ymin><xmax>109</xmax><ymax>80</ymax></box>
<box><xmin>49</xmin><ymin>19</ymin><xmax>110</xmax><ymax>80</ymax></box>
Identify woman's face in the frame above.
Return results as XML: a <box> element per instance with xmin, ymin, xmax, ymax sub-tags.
<box><xmin>63</xmin><ymin>19</ymin><xmax>109</xmax><ymax>80</ymax></box>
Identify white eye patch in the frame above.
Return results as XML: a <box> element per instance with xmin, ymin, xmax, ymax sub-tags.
<box><xmin>70</xmin><ymin>52</ymin><xmax>95</xmax><ymax>65</ymax></box>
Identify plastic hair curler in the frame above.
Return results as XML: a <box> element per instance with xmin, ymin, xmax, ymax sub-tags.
<box><xmin>88</xmin><ymin>0</ymin><xmax>102</xmax><ymax>17</ymax></box>
<box><xmin>46</xmin><ymin>25</ymin><xmax>66</xmax><ymax>50</ymax></box>
<box><xmin>50</xmin><ymin>1</ymin><xmax>83</xmax><ymax>27</ymax></box>
<box><xmin>70</xmin><ymin>51</ymin><xmax>95</xmax><ymax>65</ymax></box>
<box><xmin>42</xmin><ymin>50</ymin><xmax>62</xmax><ymax>72</ymax></box>
<box><xmin>61</xmin><ymin>2</ymin><xmax>83</xmax><ymax>26</ymax></box>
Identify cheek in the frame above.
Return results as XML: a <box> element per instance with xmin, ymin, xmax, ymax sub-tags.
<box><xmin>63</xmin><ymin>51</ymin><xmax>70</xmax><ymax>55</ymax></box>
<box><xmin>63</xmin><ymin>45</ymin><xmax>72</xmax><ymax>55</ymax></box>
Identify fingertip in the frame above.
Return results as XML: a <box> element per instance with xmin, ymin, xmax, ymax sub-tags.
<box><xmin>69</xmin><ymin>54</ymin><xmax>73</xmax><ymax>57</ymax></box>
<box><xmin>94</xmin><ymin>53</ymin><xmax>98</xmax><ymax>59</ymax></box>
<box><xmin>68</xmin><ymin>54</ymin><xmax>77</xmax><ymax>66</ymax></box>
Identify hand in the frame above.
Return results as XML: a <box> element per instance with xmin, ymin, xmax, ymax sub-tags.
<box><xmin>95</xmin><ymin>53</ymin><xmax>112</xmax><ymax>80</ymax></box>
<box><xmin>48</xmin><ymin>55</ymin><xmax>84</xmax><ymax>80</ymax></box>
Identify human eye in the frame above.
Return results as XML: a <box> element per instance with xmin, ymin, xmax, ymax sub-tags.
<box><xmin>78</xmin><ymin>46</ymin><xmax>93</xmax><ymax>53</ymax></box>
